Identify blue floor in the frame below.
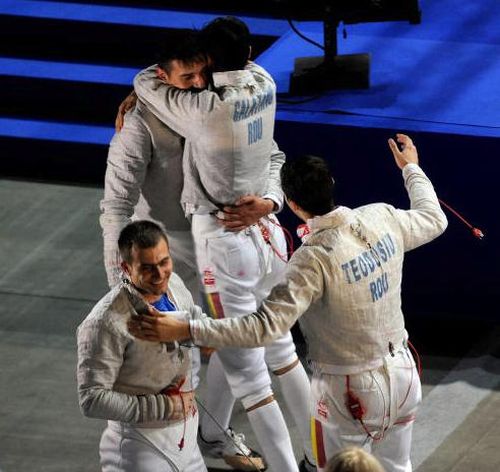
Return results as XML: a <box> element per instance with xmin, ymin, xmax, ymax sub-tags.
<box><xmin>260</xmin><ymin>0</ymin><xmax>500</xmax><ymax>137</ymax></box>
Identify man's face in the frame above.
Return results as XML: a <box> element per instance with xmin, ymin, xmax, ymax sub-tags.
<box><xmin>122</xmin><ymin>238</ymin><xmax>173</xmax><ymax>301</ymax></box>
<box><xmin>161</xmin><ymin>59</ymin><xmax>208</xmax><ymax>90</ymax></box>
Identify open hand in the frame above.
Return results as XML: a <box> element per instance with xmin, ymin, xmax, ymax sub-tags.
<box><xmin>115</xmin><ymin>90</ymin><xmax>138</xmax><ymax>131</ymax></box>
<box><xmin>128</xmin><ymin>305</ymin><xmax>191</xmax><ymax>342</ymax></box>
<box><xmin>388</xmin><ymin>133</ymin><xmax>419</xmax><ymax>170</ymax></box>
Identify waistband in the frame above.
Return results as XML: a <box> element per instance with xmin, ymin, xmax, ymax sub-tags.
<box><xmin>312</xmin><ymin>338</ymin><xmax>409</xmax><ymax>376</ymax></box>
<box><xmin>108</xmin><ymin>419</ymin><xmax>171</xmax><ymax>431</ymax></box>
<box><xmin>185</xmin><ymin>203</ymin><xmax>219</xmax><ymax>215</ymax></box>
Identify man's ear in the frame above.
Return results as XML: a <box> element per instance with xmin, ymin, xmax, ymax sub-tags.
<box><xmin>286</xmin><ymin>198</ymin><xmax>309</xmax><ymax>222</ymax></box>
<box><xmin>121</xmin><ymin>261</ymin><xmax>130</xmax><ymax>276</ymax></box>
<box><xmin>156</xmin><ymin>67</ymin><xmax>169</xmax><ymax>83</ymax></box>
<box><xmin>286</xmin><ymin>197</ymin><xmax>300</xmax><ymax>214</ymax></box>
<box><xmin>247</xmin><ymin>45</ymin><xmax>252</xmax><ymax>61</ymax></box>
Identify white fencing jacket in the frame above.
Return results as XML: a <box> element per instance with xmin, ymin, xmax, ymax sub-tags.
<box><xmin>99</xmin><ymin>101</ymin><xmax>190</xmax><ymax>287</ymax></box>
<box><xmin>77</xmin><ymin>273</ymin><xmax>204</xmax><ymax>426</ymax></box>
<box><xmin>102</xmin><ymin>66</ymin><xmax>285</xmax><ymax>285</ymax></box>
<box><xmin>134</xmin><ymin>62</ymin><xmax>283</xmax><ymax>214</ymax></box>
<box><xmin>190</xmin><ymin>164</ymin><xmax>448</xmax><ymax>374</ymax></box>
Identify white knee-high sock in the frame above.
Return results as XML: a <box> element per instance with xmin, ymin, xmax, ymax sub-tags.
<box><xmin>200</xmin><ymin>353</ymin><xmax>236</xmax><ymax>441</ymax></box>
<box><xmin>247</xmin><ymin>401</ymin><xmax>299</xmax><ymax>472</ymax></box>
<box><xmin>276</xmin><ymin>362</ymin><xmax>315</xmax><ymax>464</ymax></box>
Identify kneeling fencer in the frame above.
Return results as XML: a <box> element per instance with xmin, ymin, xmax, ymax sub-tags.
<box><xmin>77</xmin><ymin>221</ymin><xmax>208</xmax><ymax>472</ymax></box>
<box><xmin>129</xmin><ymin>134</ymin><xmax>448</xmax><ymax>472</ymax></box>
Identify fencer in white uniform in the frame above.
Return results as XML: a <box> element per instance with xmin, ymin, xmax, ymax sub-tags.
<box><xmin>77</xmin><ymin>221</ymin><xmax>207</xmax><ymax>472</ymax></box>
<box><xmin>101</xmin><ymin>97</ymin><xmax>199</xmax><ymax>300</ymax></box>
<box><xmin>134</xmin><ymin>17</ymin><xmax>314</xmax><ymax>472</ymax></box>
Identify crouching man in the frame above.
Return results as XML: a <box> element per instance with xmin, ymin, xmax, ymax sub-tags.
<box><xmin>77</xmin><ymin>220</ymin><xmax>208</xmax><ymax>471</ymax></box>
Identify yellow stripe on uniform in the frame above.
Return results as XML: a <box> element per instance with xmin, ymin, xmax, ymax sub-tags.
<box><xmin>205</xmin><ymin>292</ymin><xmax>225</xmax><ymax>319</ymax></box>
<box><xmin>311</xmin><ymin>417</ymin><xmax>327</xmax><ymax>468</ymax></box>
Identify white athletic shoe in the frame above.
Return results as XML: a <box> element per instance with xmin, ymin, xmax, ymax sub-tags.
<box><xmin>198</xmin><ymin>427</ymin><xmax>267</xmax><ymax>471</ymax></box>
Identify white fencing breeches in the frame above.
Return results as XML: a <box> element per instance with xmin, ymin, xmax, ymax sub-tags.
<box><xmin>310</xmin><ymin>348</ymin><xmax>421</xmax><ymax>472</ymax></box>
<box><xmin>100</xmin><ymin>416</ymin><xmax>207</xmax><ymax>472</ymax></box>
<box><xmin>191</xmin><ymin>214</ymin><xmax>299</xmax><ymax>399</ymax></box>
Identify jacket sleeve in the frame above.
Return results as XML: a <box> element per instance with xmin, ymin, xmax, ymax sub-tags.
<box><xmin>190</xmin><ymin>247</ymin><xmax>325</xmax><ymax>348</ymax></box>
<box><xmin>390</xmin><ymin>163</ymin><xmax>448</xmax><ymax>251</ymax></box>
<box><xmin>76</xmin><ymin>319</ymin><xmax>173</xmax><ymax>423</ymax></box>
<box><xmin>262</xmin><ymin>140</ymin><xmax>285</xmax><ymax>211</ymax></box>
<box><xmin>99</xmin><ymin>114</ymin><xmax>151</xmax><ymax>288</ymax></box>
<box><xmin>133</xmin><ymin>65</ymin><xmax>216</xmax><ymax>139</ymax></box>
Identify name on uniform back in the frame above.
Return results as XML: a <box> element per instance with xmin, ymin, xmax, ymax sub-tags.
<box><xmin>340</xmin><ymin>233</ymin><xmax>396</xmax><ymax>302</ymax></box>
<box><xmin>233</xmin><ymin>88</ymin><xmax>274</xmax><ymax>122</ymax></box>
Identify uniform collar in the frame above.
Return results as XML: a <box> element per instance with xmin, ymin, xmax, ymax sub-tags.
<box><xmin>307</xmin><ymin>206</ymin><xmax>355</xmax><ymax>233</ymax></box>
<box><xmin>212</xmin><ymin>70</ymin><xmax>258</xmax><ymax>88</ymax></box>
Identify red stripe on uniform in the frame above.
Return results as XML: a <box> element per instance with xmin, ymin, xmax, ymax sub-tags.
<box><xmin>314</xmin><ymin>419</ymin><xmax>327</xmax><ymax>468</ymax></box>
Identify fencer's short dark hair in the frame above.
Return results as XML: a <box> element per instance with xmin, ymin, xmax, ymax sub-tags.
<box><xmin>118</xmin><ymin>221</ymin><xmax>169</xmax><ymax>263</ymax></box>
<box><xmin>200</xmin><ymin>16</ymin><xmax>250</xmax><ymax>72</ymax></box>
<box><xmin>156</xmin><ymin>29</ymin><xmax>206</xmax><ymax>73</ymax></box>
<box><xmin>281</xmin><ymin>155</ymin><xmax>335</xmax><ymax>216</ymax></box>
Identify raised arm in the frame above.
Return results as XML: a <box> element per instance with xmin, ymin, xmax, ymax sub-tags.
<box><xmin>388</xmin><ymin>134</ymin><xmax>448</xmax><ymax>251</ymax></box>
